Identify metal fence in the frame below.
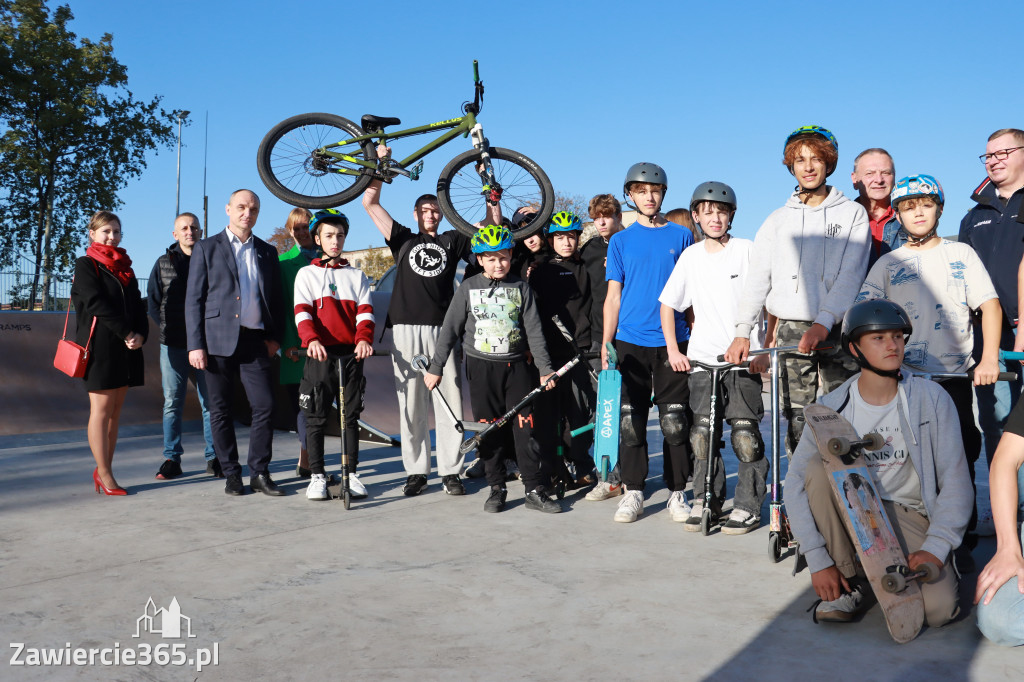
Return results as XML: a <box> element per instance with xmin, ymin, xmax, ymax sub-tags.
<box><xmin>0</xmin><ymin>254</ymin><xmax>147</xmax><ymax>311</ymax></box>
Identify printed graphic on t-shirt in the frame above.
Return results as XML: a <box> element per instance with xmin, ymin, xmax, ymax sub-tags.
<box><xmin>860</xmin><ymin>423</ymin><xmax>908</xmax><ymax>477</ymax></box>
<box><xmin>409</xmin><ymin>243</ymin><xmax>448</xmax><ymax>277</ymax></box>
<box><xmin>904</xmin><ymin>341</ymin><xmax>928</xmax><ymax>368</ymax></box>
<box><xmin>888</xmin><ymin>259</ymin><xmax>920</xmax><ymax>286</ymax></box>
<box><xmin>469</xmin><ymin>287</ymin><xmax>522</xmax><ymax>353</ymax></box>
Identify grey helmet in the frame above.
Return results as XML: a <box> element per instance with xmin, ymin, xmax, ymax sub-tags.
<box><xmin>623</xmin><ymin>162</ymin><xmax>668</xmax><ymax>196</ymax></box>
<box><xmin>689</xmin><ymin>181</ymin><xmax>737</xmax><ymax>213</ymax></box>
<box><xmin>841</xmin><ymin>299</ymin><xmax>913</xmax><ymax>379</ymax></box>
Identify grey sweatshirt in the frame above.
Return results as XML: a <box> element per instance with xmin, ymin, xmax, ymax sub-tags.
<box><xmin>735</xmin><ymin>186</ymin><xmax>870</xmax><ymax>337</ymax></box>
<box><xmin>785</xmin><ymin>374</ymin><xmax>973</xmax><ymax>573</ymax></box>
<box><xmin>428</xmin><ymin>273</ymin><xmax>553</xmax><ymax>376</ymax></box>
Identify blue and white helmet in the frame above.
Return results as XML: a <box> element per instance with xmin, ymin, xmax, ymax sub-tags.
<box><xmin>891</xmin><ymin>174</ymin><xmax>944</xmax><ymax>209</ymax></box>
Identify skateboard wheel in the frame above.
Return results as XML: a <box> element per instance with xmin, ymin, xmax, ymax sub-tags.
<box><xmin>700</xmin><ymin>508</ymin><xmax>711</xmax><ymax>536</ymax></box>
<box><xmin>864</xmin><ymin>432</ymin><xmax>885</xmax><ymax>451</ymax></box>
<box><xmin>342</xmin><ymin>489</ymin><xmax>351</xmax><ymax>510</ymax></box>
<box><xmin>921</xmin><ymin>562</ymin><xmax>940</xmax><ymax>583</ymax></box>
<box><xmin>768</xmin><ymin>532</ymin><xmax>781</xmax><ymax>563</ymax></box>
<box><xmin>882</xmin><ymin>572</ymin><xmax>906</xmax><ymax>593</ymax></box>
<box><xmin>827</xmin><ymin>437</ymin><xmax>851</xmax><ymax>456</ymax></box>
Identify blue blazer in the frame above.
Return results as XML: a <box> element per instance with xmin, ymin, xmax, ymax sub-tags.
<box><xmin>185</xmin><ymin>228</ymin><xmax>284</xmax><ymax>357</ymax></box>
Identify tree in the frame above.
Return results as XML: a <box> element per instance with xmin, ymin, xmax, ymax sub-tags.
<box><xmin>0</xmin><ymin>0</ymin><xmax>181</xmax><ymax>308</ymax></box>
<box><xmin>267</xmin><ymin>225</ymin><xmax>293</xmax><ymax>254</ymax></box>
<box><xmin>357</xmin><ymin>246</ymin><xmax>394</xmax><ymax>282</ymax></box>
<box><xmin>554</xmin><ymin>190</ymin><xmax>600</xmax><ymax>244</ymax></box>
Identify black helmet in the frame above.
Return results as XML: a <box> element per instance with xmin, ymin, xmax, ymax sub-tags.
<box><xmin>842</xmin><ymin>299</ymin><xmax>913</xmax><ymax>348</ymax></box>
<box><xmin>689</xmin><ymin>181</ymin><xmax>737</xmax><ymax>213</ymax></box>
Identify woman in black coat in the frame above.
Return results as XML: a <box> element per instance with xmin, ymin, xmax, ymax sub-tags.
<box><xmin>70</xmin><ymin>211</ymin><xmax>148</xmax><ymax>495</ymax></box>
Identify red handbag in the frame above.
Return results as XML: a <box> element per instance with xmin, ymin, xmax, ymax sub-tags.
<box><xmin>54</xmin><ymin>299</ymin><xmax>96</xmax><ymax>378</ymax></box>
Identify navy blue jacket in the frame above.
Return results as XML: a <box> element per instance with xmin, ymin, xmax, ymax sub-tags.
<box><xmin>959</xmin><ymin>178</ymin><xmax>1024</xmax><ymax>324</ymax></box>
<box><xmin>185</xmin><ymin>228</ymin><xmax>284</xmax><ymax>357</ymax></box>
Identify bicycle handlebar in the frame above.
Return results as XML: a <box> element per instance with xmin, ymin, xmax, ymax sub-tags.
<box><xmin>690</xmin><ymin>359</ymin><xmax>750</xmax><ymax>372</ymax></box>
<box><xmin>473</xmin><ymin>59</ymin><xmax>479</xmax><ymax>83</ymax></box>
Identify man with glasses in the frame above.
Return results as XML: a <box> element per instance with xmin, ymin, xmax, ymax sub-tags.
<box><xmin>960</xmin><ymin>128</ymin><xmax>1024</xmax><ymax>465</ymax></box>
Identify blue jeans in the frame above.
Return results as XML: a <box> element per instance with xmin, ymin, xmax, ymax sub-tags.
<box><xmin>976</xmin><ymin>326</ymin><xmax>1023</xmax><ymax>464</ymax></box>
<box><xmin>976</xmin><ymin>466</ymin><xmax>1024</xmax><ymax>646</ymax></box>
<box><xmin>160</xmin><ymin>344</ymin><xmax>215</xmax><ymax>461</ymax></box>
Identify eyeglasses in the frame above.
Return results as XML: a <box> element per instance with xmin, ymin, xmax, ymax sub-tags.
<box><xmin>979</xmin><ymin>146</ymin><xmax>1024</xmax><ymax>163</ymax></box>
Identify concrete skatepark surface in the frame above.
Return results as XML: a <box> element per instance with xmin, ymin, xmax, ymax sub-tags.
<box><xmin>1</xmin><ymin>413</ymin><xmax>1021</xmax><ymax>681</ymax></box>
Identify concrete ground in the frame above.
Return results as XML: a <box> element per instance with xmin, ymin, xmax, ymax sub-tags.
<box><xmin>0</xmin><ymin>416</ymin><xmax>1021</xmax><ymax>682</ymax></box>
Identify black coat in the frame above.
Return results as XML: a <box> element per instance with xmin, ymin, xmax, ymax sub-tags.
<box><xmin>70</xmin><ymin>256</ymin><xmax>149</xmax><ymax>390</ymax></box>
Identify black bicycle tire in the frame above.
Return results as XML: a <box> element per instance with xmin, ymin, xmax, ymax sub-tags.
<box><xmin>256</xmin><ymin>112</ymin><xmax>376</xmax><ymax>209</ymax></box>
<box><xmin>436</xmin><ymin>147</ymin><xmax>554</xmax><ymax>239</ymax></box>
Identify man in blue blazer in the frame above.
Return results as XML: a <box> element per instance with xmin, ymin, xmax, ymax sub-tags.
<box><xmin>186</xmin><ymin>189</ymin><xmax>286</xmax><ymax>496</ymax></box>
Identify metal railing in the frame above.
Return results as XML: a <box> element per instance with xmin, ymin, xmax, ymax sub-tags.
<box><xmin>1</xmin><ymin>254</ymin><xmax>147</xmax><ymax>311</ymax></box>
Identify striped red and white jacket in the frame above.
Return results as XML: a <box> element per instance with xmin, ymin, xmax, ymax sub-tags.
<box><xmin>294</xmin><ymin>258</ymin><xmax>374</xmax><ymax>347</ymax></box>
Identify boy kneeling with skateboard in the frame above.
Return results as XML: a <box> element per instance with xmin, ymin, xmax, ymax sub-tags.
<box><xmin>785</xmin><ymin>299</ymin><xmax>972</xmax><ymax>625</ymax></box>
<box><xmin>295</xmin><ymin>209</ymin><xmax>375</xmax><ymax>501</ymax></box>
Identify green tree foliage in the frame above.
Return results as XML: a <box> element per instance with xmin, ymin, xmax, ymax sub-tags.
<box><xmin>0</xmin><ymin>0</ymin><xmax>181</xmax><ymax>307</ymax></box>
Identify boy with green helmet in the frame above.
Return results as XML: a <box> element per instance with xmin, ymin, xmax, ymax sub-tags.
<box><xmin>424</xmin><ymin>225</ymin><xmax>561</xmax><ymax>513</ymax></box>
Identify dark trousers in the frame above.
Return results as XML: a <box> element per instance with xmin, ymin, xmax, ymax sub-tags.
<box><xmin>300</xmin><ymin>348</ymin><xmax>365</xmax><ymax>475</ymax></box>
<box><xmin>205</xmin><ymin>328</ymin><xmax>276</xmax><ymax>478</ymax></box>
<box><xmin>937</xmin><ymin>377</ymin><xmax>982</xmax><ymax>547</ymax></box>
<box><xmin>536</xmin><ymin>361</ymin><xmax>595</xmax><ymax>480</ymax></box>
<box><xmin>616</xmin><ymin>339</ymin><xmax>690</xmax><ymax>492</ymax></box>
<box><xmin>466</xmin><ymin>357</ymin><xmax>550</xmax><ymax>492</ymax></box>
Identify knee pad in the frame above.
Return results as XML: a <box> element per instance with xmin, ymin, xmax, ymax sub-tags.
<box><xmin>620</xmin><ymin>404</ymin><xmax>644</xmax><ymax>448</ymax></box>
<box><xmin>690</xmin><ymin>416</ymin><xmax>712</xmax><ymax>460</ymax></box>
<box><xmin>730</xmin><ymin>418</ymin><xmax>764</xmax><ymax>463</ymax></box>
<box><xmin>659</xmin><ymin>404</ymin><xmax>688</xmax><ymax>446</ymax></box>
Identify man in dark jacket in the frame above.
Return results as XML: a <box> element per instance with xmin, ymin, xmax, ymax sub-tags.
<box><xmin>960</xmin><ymin>128</ymin><xmax>1024</xmax><ymax>464</ymax></box>
<box><xmin>148</xmin><ymin>213</ymin><xmax>219</xmax><ymax>480</ymax></box>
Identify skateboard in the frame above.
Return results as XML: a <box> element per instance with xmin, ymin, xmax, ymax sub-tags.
<box><xmin>804</xmin><ymin>404</ymin><xmax>937</xmax><ymax>643</ymax></box>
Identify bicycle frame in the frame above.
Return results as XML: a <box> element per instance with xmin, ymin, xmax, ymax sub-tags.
<box><xmin>315</xmin><ymin>60</ymin><xmax>488</xmax><ymax>180</ymax></box>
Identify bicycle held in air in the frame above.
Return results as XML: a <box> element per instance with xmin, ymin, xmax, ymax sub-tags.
<box><xmin>256</xmin><ymin>61</ymin><xmax>554</xmax><ymax>238</ymax></box>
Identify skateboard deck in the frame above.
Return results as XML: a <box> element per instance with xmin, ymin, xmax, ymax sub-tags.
<box><xmin>804</xmin><ymin>404</ymin><xmax>925</xmax><ymax>643</ymax></box>
<box><xmin>594</xmin><ymin>342</ymin><xmax>621</xmax><ymax>481</ymax></box>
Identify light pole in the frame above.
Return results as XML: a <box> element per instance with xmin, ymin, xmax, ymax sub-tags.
<box><xmin>175</xmin><ymin>110</ymin><xmax>190</xmax><ymax>217</ymax></box>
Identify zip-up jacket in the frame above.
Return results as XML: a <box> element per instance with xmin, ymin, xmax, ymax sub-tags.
<box><xmin>529</xmin><ymin>254</ymin><xmax>592</xmax><ymax>364</ymax></box>
<box><xmin>735</xmin><ymin>186</ymin><xmax>870</xmax><ymax>337</ymax></box>
<box><xmin>294</xmin><ymin>258</ymin><xmax>375</xmax><ymax>348</ymax></box>
<box><xmin>959</xmin><ymin>178</ymin><xmax>1024</xmax><ymax>324</ymax></box>
<box><xmin>785</xmin><ymin>374</ymin><xmax>973</xmax><ymax>573</ymax></box>
<box><xmin>429</xmin><ymin>273</ymin><xmax>553</xmax><ymax>376</ymax></box>
<box><xmin>147</xmin><ymin>243</ymin><xmax>190</xmax><ymax>348</ymax></box>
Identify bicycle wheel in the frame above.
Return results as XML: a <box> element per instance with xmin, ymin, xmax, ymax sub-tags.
<box><xmin>436</xmin><ymin>147</ymin><xmax>554</xmax><ymax>238</ymax></box>
<box><xmin>257</xmin><ymin>113</ymin><xmax>376</xmax><ymax>209</ymax></box>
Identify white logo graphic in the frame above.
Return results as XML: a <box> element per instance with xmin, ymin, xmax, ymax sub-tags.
<box><xmin>135</xmin><ymin>597</ymin><xmax>195</xmax><ymax>639</ymax></box>
<box><xmin>409</xmin><ymin>243</ymin><xmax>447</xmax><ymax>277</ymax></box>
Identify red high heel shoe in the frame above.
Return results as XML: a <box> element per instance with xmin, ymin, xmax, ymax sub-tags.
<box><xmin>93</xmin><ymin>468</ymin><xmax>127</xmax><ymax>496</ymax></box>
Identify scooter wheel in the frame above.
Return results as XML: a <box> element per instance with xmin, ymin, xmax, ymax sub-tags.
<box><xmin>556</xmin><ymin>481</ymin><xmax>566</xmax><ymax>500</ymax></box>
<box><xmin>342</xmin><ymin>489</ymin><xmax>351</xmax><ymax>510</ymax></box>
<box><xmin>769</xmin><ymin>532</ymin><xmax>781</xmax><ymax>563</ymax></box>
<box><xmin>700</xmin><ymin>508</ymin><xmax>711</xmax><ymax>536</ymax></box>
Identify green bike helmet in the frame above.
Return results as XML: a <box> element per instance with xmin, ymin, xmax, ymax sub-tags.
<box><xmin>309</xmin><ymin>208</ymin><xmax>349</xmax><ymax>237</ymax></box>
<box><xmin>784</xmin><ymin>125</ymin><xmax>838</xmax><ymax>155</ymax></box>
<box><xmin>546</xmin><ymin>211</ymin><xmax>583</xmax><ymax>236</ymax></box>
<box><xmin>471</xmin><ymin>224</ymin><xmax>514</xmax><ymax>254</ymax></box>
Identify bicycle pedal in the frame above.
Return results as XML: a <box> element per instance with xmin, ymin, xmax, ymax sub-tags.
<box><xmin>409</xmin><ymin>160</ymin><xmax>424</xmax><ymax>181</ymax></box>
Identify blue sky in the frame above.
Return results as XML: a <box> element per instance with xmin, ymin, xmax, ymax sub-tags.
<box><xmin>57</xmin><ymin>0</ymin><xmax>1024</xmax><ymax>276</ymax></box>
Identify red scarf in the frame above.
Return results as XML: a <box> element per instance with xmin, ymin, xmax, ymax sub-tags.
<box><xmin>86</xmin><ymin>243</ymin><xmax>136</xmax><ymax>286</ymax></box>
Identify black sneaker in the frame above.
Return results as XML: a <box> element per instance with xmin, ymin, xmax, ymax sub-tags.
<box><xmin>205</xmin><ymin>459</ymin><xmax>224</xmax><ymax>478</ymax></box>
<box><xmin>484</xmin><ymin>486</ymin><xmax>507</xmax><ymax>513</ymax></box>
<box><xmin>155</xmin><ymin>459</ymin><xmax>182</xmax><ymax>481</ymax></box>
<box><xmin>442</xmin><ymin>474</ymin><xmax>465</xmax><ymax>496</ymax></box>
<box><xmin>524</xmin><ymin>488</ymin><xmax>562</xmax><ymax>513</ymax></box>
<box><xmin>403</xmin><ymin>474</ymin><xmax>428</xmax><ymax>496</ymax></box>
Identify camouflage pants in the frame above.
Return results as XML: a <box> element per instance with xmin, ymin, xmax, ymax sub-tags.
<box><xmin>776</xmin><ymin>319</ymin><xmax>859</xmax><ymax>456</ymax></box>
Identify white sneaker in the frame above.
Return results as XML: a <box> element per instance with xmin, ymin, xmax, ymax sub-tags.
<box><xmin>975</xmin><ymin>507</ymin><xmax>996</xmax><ymax>537</ymax></box>
<box><xmin>586</xmin><ymin>480</ymin><xmax>624</xmax><ymax>501</ymax></box>
<box><xmin>722</xmin><ymin>508</ymin><xmax>760</xmax><ymax>535</ymax></box>
<box><xmin>348</xmin><ymin>472</ymin><xmax>368</xmax><ymax>499</ymax></box>
<box><xmin>306</xmin><ymin>473</ymin><xmax>328</xmax><ymax>501</ymax></box>
<box><xmin>667</xmin><ymin>490</ymin><xmax>692</xmax><ymax>523</ymax></box>
<box><xmin>815</xmin><ymin>584</ymin><xmax>866</xmax><ymax>622</ymax></box>
<box><xmin>613</xmin><ymin>488</ymin><xmax>644</xmax><ymax>523</ymax></box>
<box><xmin>684</xmin><ymin>499</ymin><xmax>704</xmax><ymax>532</ymax></box>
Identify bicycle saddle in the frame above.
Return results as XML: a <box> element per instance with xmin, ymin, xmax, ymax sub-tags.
<box><xmin>361</xmin><ymin>115</ymin><xmax>401</xmax><ymax>131</ymax></box>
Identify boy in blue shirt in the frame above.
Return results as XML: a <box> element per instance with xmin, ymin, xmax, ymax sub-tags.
<box><xmin>603</xmin><ymin>162</ymin><xmax>694</xmax><ymax>523</ymax></box>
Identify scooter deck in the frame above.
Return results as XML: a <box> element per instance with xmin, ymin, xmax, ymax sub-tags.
<box><xmin>594</xmin><ymin>367</ymin><xmax>621</xmax><ymax>480</ymax></box>
<box><xmin>804</xmin><ymin>404</ymin><xmax>924</xmax><ymax>644</ymax></box>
